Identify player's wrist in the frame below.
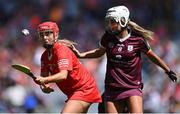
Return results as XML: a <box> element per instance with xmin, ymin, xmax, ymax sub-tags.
<box><xmin>41</xmin><ymin>77</ymin><xmax>47</xmax><ymax>84</ymax></box>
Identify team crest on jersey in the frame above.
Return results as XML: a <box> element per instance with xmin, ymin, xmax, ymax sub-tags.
<box><xmin>108</xmin><ymin>42</ymin><xmax>114</xmax><ymax>48</ymax></box>
<box><xmin>127</xmin><ymin>45</ymin><xmax>133</xmax><ymax>52</ymax></box>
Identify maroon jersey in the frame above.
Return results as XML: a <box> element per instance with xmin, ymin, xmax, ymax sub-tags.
<box><xmin>100</xmin><ymin>32</ymin><xmax>150</xmax><ymax>89</ymax></box>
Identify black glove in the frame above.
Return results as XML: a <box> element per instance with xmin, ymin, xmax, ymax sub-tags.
<box><xmin>40</xmin><ymin>85</ymin><xmax>54</xmax><ymax>94</ymax></box>
<box><xmin>42</xmin><ymin>88</ymin><xmax>54</xmax><ymax>94</ymax></box>
<box><xmin>166</xmin><ymin>70</ymin><xmax>177</xmax><ymax>82</ymax></box>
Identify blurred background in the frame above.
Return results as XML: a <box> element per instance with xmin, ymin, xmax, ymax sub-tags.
<box><xmin>0</xmin><ymin>0</ymin><xmax>180</xmax><ymax>113</ymax></box>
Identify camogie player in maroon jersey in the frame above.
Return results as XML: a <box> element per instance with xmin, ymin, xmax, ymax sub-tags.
<box><xmin>71</xmin><ymin>6</ymin><xmax>177</xmax><ymax>113</ymax></box>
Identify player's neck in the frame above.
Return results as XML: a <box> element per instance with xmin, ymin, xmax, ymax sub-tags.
<box><xmin>117</xmin><ymin>30</ymin><xmax>129</xmax><ymax>39</ymax></box>
<box><xmin>47</xmin><ymin>48</ymin><xmax>53</xmax><ymax>53</ymax></box>
<box><xmin>48</xmin><ymin>51</ymin><xmax>53</xmax><ymax>60</ymax></box>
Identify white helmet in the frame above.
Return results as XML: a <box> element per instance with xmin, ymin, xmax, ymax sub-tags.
<box><xmin>105</xmin><ymin>6</ymin><xmax>130</xmax><ymax>27</ymax></box>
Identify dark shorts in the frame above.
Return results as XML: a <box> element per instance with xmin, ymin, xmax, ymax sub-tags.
<box><xmin>104</xmin><ymin>86</ymin><xmax>143</xmax><ymax>101</ymax></box>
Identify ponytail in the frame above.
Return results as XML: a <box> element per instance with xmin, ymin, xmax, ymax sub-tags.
<box><xmin>58</xmin><ymin>39</ymin><xmax>77</xmax><ymax>48</ymax></box>
<box><xmin>128</xmin><ymin>20</ymin><xmax>154</xmax><ymax>40</ymax></box>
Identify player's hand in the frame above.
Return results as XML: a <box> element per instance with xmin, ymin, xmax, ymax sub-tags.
<box><xmin>59</xmin><ymin>40</ymin><xmax>81</xmax><ymax>58</ymax></box>
<box><xmin>40</xmin><ymin>84</ymin><xmax>54</xmax><ymax>94</ymax></box>
<box><xmin>166</xmin><ymin>70</ymin><xmax>177</xmax><ymax>82</ymax></box>
<box><xmin>34</xmin><ymin>76</ymin><xmax>46</xmax><ymax>85</ymax></box>
<box><xmin>70</xmin><ymin>45</ymin><xmax>81</xmax><ymax>58</ymax></box>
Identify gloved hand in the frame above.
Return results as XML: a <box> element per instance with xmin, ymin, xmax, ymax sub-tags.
<box><xmin>166</xmin><ymin>70</ymin><xmax>177</xmax><ymax>82</ymax></box>
<box><xmin>40</xmin><ymin>84</ymin><xmax>54</xmax><ymax>94</ymax></box>
<box><xmin>42</xmin><ymin>87</ymin><xmax>54</xmax><ymax>93</ymax></box>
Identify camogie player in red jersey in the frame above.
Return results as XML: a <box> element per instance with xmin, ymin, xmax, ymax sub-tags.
<box><xmin>34</xmin><ymin>21</ymin><xmax>102</xmax><ymax>113</ymax></box>
<box><xmin>71</xmin><ymin>6</ymin><xmax>177</xmax><ymax>113</ymax></box>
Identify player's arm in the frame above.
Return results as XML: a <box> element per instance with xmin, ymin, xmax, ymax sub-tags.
<box><xmin>35</xmin><ymin>70</ymin><xmax>68</xmax><ymax>84</ymax></box>
<box><xmin>146</xmin><ymin>49</ymin><xmax>177</xmax><ymax>82</ymax></box>
<box><xmin>72</xmin><ymin>46</ymin><xmax>106</xmax><ymax>58</ymax></box>
<box><xmin>146</xmin><ymin>49</ymin><xmax>170</xmax><ymax>72</ymax></box>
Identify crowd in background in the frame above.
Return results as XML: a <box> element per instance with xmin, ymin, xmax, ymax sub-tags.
<box><xmin>0</xmin><ymin>0</ymin><xmax>180</xmax><ymax>113</ymax></box>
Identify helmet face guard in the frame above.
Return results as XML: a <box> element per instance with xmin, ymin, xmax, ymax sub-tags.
<box><xmin>105</xmin><ymin>17</ymin><xmax>121</xmax><ymax>35</ymax></box>
<box><xmin>105</xmin><ymin>6</ymin><xmax>130</xmax><ymax>28</ymax></box>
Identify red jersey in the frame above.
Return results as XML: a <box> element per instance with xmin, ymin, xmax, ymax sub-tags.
<box><xmin>41</xmin><ymin>42</ymin><xmax>101</xmax><ymax>103</ymax></box>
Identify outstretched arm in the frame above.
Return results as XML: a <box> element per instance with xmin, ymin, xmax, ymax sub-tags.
<box><xmin>71</xmin><ymin>46</ymin><xmax>106</xmax><ymax>58</ymax></box>
<box><xmin>146</xmin><ymin>50</ymin><xmax>170</xmax><ymax>72</ymax></box>
<box><xmin>35</xmin><ymin>70</ymin><xmax>68</xmax><ymax>84</ymax></box>
<box><xmin>146</xmin><ymin>50</ymin><xmax>177</xmax><ymax>82</ymax></box>
<box><xmin>34</xmin><ymin>70</ymin><xmax>68</xmax><ymax>93</ymax></box>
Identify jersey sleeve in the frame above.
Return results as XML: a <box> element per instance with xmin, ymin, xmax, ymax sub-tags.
<box><xmin>56</xmin><ymin>46</ymin><xmax>73</xmax><ymax>71</ymax></box>
<box><xmin>140</xmin><ymin>38</ymin><xmax>151</xmax><ymax>54</ymax></box>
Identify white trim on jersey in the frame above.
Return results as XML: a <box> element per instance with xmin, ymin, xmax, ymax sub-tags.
<box><xmin>57</xmin><ymin>59</ymin><xmax>69</xmax><ymax>67</ymax></box>
<box><xmin>116</xmin><ymin>33</ymin><xmax>131</xmax><ymax>42</ymax></box>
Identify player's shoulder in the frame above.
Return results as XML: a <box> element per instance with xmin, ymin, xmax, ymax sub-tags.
<box><xmin>53</xmin><ymin>42</ymin><xmax>72</xmax><ymax>54</ymax></box>
<box><xmin>54</xmin><ymin>42</ymin><xmax>69</xmax><ymax>49</ymax></box>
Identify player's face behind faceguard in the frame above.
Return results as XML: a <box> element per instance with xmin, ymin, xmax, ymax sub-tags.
<box><xmin>105</xmin><ymin>17</ymin><xmax>121</xmax><ymax>35</ymax></box>
<box><xmin>105</xmin><ymin>6</ymin><xmax>130</xmax><ymax>35</ymax></box>
<box><xmin>38</xmin><ymin>30</ymin><xmax>55</xmax><ymax>49</ymax></box>
<box><xmin>37</xmin><ymin>22</ymin><xmax>59</xmax><ymax>49</ymax></box>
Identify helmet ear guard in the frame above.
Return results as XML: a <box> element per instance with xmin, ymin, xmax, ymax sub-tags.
<box><xmin>105</xmin><ymin>6</ymin><xmax>130</xmax><ymax>28</ymax></box>
<box><xmin>119</xmin><ymin>17</ymin><xmax>126</xmax><ymax>27</ymax></box>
